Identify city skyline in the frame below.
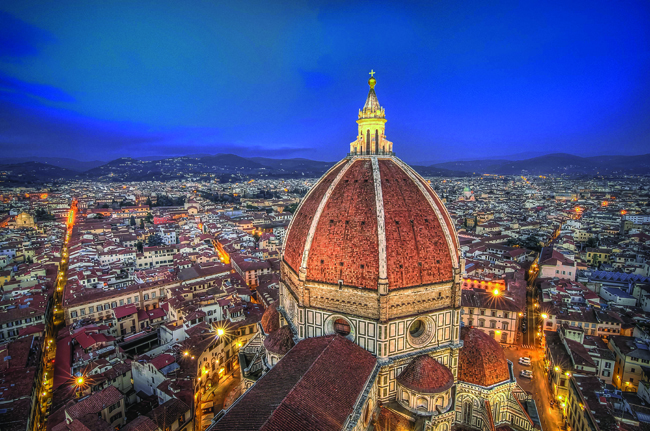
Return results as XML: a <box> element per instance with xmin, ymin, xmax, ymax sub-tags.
<box><xmin>2</xmin><ymin>1</ymin><xmax>650</xmax><ymax>162</ymax></box>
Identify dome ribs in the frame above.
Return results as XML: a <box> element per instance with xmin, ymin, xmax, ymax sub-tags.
<box><xmin>379</xmin><ymin>160</ymin><xmax>454</xmax><ymax>289</ymax></box>
<box><xmin>307</xmin><ymin>159</ymin><xmax>379</xmax><ymax>289</ymax></box>
<box><xmin>283</xmin><ymin>161</ymin><xmax>346</xmax><ymax>273</ymax></box>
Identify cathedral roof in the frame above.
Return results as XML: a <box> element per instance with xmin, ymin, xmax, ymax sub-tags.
<box><xmin>283</xmin><ymin>157</ymin><xmax>459</xmax><ymax>290</ymax></box>
<box><xmin>263</xmin><ymin>325</ymin><xmax>295</xmax><ymax>355</ymax></box>
<box><xmin>458</xmin><ymin>327</ymin><xmax>510</xmax><ymax>387</ymax></box>
<box><xmin>260</xmin><ymin>302</ymin><xmax>280</xmax><ymax>334</ymax></box>
<box><xmin>211</xmin><ymin>335</ymin><xmax>376</xmax><ymax>431</ymax></box>
<box><xmin>396</xmin><ymin>355</ymin><xmax>454</xmax><ymax>394</ymax></box>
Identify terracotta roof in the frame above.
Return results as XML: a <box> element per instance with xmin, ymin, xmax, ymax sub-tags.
<box><xmin>263</xmin><ymin>325</ymin><xmax>295</xmax><ymax>355</ymax></box>
<box><xmin>458</xmin><ymin>327</ymin><xmax>509</xmax><ymax>387</ymax></box>
<box><xmin>66</xmin><ymin>386</ymin><xmax>123</xmax><ymax>420</ymax></box>
<box><xmin>121</xmin><ymin>415</ymin><xmax>160</xmax><ymax>431</ymax></box>
<box><xmin>260</xmin><ymin>302</ymin><xmax>280</xmax><ymax>334</ymax></box>
<box><xmin>148</xmin><ymin>353</ymin><xmax>175</xmax><ymax>370</ymax></box>
<box><xmin>396</xmin><ymin>355</ymin><xmax>454</xmax><ymax>394</ymax></box>
<box><xmin>212</xmin><ymin>335</ymin><xmax>376</xmax><ymax>431</ymax></box>
<box><xmin>283</xmin><ymin>158</ymin><xmax>458</xmax><ymax>290</ymax></box>
<box><xmin>147</xmin><ymin>398</ymin><xmax>190</xmax><ymax>429</ymax></box>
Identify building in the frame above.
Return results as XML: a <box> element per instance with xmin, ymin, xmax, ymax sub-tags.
<box><xmin>608</xmin><ymin>336</ymin><xmax>650</xmax><ymax>392</ymax></box>
<box><xmin>210</xmin><ymin>74</ymin><xmax>539</xmax><ymax>431</ymax></box>
<box><xmin>461</xmin><ymin>289</ymin><xmax>522</xmax><ymax>344</ymax></box>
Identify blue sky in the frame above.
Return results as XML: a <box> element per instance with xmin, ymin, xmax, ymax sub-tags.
<box><xmin>1</xmin><ymin>0</ymin><xmax>649</xmax><ymax>163</ymax></box>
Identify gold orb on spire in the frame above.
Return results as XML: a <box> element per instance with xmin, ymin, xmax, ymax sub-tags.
<box><xmin>368</xmin><ymin>69</ymin><xmax>376</xmax><ymax>89</ymax></box>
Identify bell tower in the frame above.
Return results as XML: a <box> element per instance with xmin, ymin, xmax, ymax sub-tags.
<box><xmin>350</xmin><ymin>70</ymin><xmax>393</xmax><ymax>155</ymax></box>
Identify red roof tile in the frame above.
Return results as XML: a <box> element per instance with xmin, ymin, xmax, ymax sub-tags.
<box><xmin>263</xmin><ymin>325</ymin><xmax>295</xmax><ymax>355</ymax></box>
<box><xmin>396</xmin><ymin>355</ymin><xmax>454</xmax><ymax>394</ymax></box>
<box><xmin>260</xmin><ymin>302</ymin><xmax>280</xmax><ymax>334</ymax></box>
<box><xmin>458</xmin><ymin>328</ymin><xmax>510</xmax><ymax>387</ymax></box>
<box><xmin>212</xmin><ymin>335</ymin><xmax>376</xmax><ymax>431</ymax></box>
<box><xmin>283</xmin><ymin>158</ymin><xmax>457</xmax><ymax>290</ymax></box>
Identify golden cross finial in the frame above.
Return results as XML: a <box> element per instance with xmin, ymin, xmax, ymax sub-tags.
<box><xmin>369</xmin><ymin>69</ymin><xmax>375</xmax><ymax>77</ymax></box>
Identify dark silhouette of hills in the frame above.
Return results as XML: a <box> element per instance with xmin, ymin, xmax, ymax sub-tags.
<box><xmin>0</xmin><ymin>161</ymin><xmax>78</xmax><ymax>183</ymax></box>
<box><xmin>432</xmin><ymin>153</ymin><xmax>650</xmax><ymax>175</ymax></box>
<box><xmin>4</xmin><ymin>152</ymin><xmax>650</xmax><ymax>183</ymax></box>
<box><xmin>1</xmin><ymin>157</ymin><xmax>105</xmax><ymax>172</ymax></box>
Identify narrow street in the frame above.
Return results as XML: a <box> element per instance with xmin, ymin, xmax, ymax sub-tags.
<box><xmin>504</xmin><ymin>347</ymin><xmax>563</xmax><ymax>431</ymax></box>
<box><xmin>37</xmin><ymin>200</ymin><xmax>76</xmax><ymax>429</ymax></box>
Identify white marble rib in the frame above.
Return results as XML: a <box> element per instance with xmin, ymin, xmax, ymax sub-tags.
<box><xmin>299</xmin><ymin>158</ymin><xmax>354</xmax><ymax>271</ymax></box>
<box><xmin>371</xmin><ymin>157</ymin><xmax>388</xmax><ymax>283</ymax></box>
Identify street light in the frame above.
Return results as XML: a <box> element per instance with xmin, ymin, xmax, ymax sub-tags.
<box><xmin>217</xmin><ymin>328</ymin><xmax>225</xmax><ymax>336</ymax></box>
<box><xmin>541</xmin><ymin>313</ymin><xmax>548</xmax><ymax>319</ymax></box>
<box><xmin>493</xmin><ymin>289</ymin><xmax>500</xmax><ymax>296</ymax></box>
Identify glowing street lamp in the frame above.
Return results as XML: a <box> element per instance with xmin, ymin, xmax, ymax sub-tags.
<box><xmin>541</xmin><ymin>313</ymin><xmax>548</xmax><ymax>319</ymax></box>
<box><xmin>493</xmin><ymin>289</ymin><xmax>500</xmax><ymax>296</ymax></box>
<box><xmin>217</xmin><ymin>328</ymin><xmax>225</xmax><ymax>336</ymax></box>
<box><xmin>76</xmin><ymin>376</ymin><xmax>84</xmax><ymax>386</ymax></box>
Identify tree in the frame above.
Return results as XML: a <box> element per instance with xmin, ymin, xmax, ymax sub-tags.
<box><xmin>136</xmin><ymin>241</ymin><xmax>144</xmax><ymax>253</ymax></box>
<box><xmin>147</xmin><ymin>234</ymin><xmax>163</xmax><ymax>247</ymax></box>
<box><xmin>586</xmin><ymin>237</ymin><xmax>598</xmax><ymax>249</ymax></box>
<box><xmin>146</xmin><ymin>197</ymin><xmax>153</xmax><ymax>207</ymax></box>
<box><xmin>283</xmin><ymin>203</ymin><xmax>299</xmax><ymax>214</ymax></box>
<box><xmin>144</xmin><ymin>212</ymin><xmax>154</xmax><ymax>224</ymax></box>
<box><xmin>102</xmin><ymin>204</ymin><xmax>110</xmax><ymax>209</ymax></box>
<box><xmin>129</xmin><ymin>216</ymin><xmax>136</xmax><ymax>227</ymax></box>
<box><xmin>34</xmin><ymin>208</ymin><xmax>55</xmax><ymax>221</ymax></box>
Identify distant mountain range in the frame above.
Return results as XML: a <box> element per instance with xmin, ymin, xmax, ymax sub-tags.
<box><xmin>2</xmin><ymin>152</ymin><xmax>649</xmax><ymax>184</ymax></box>
<box><xmin>1</xmin><ymin>157</ymin><xmax>105</xmax><ymax>172</ymax></box>
<box><xmin>430</xmin><ymin>153</ymin><xmax>650</xmax><ymax>175</ymax></box>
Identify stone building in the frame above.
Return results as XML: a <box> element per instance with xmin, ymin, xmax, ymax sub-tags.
<box><xmin>211</xmin><ymin>74</ymin><xmax>539</xmax><ymax>431</ymax></box>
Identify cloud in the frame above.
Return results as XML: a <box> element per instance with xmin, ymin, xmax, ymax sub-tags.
<box><xmin>0</xmin><ymin>11</ymin><xmax>55</xmax><ymax>60</ymax></box>
<box><xmin>0</xmin><ymin>72</ymin><xmax>75</xmax><ymax>103</ymax></box>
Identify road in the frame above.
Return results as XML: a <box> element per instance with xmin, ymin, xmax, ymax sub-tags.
<box><xmin>504</xmin><ymin>347</ymin><xmax>562</xmax><ymax>431</ymax></box>
<box><xmin>37</xmin><ymin>200</ymin><xmax>76</xmax><ymax>429</ymax></box>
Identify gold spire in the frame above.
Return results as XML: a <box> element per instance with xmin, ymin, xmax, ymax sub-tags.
<box><xmin>368</xmin><ymin>69</ymin><xmax>376</xmax><ymax>89</ymax></box>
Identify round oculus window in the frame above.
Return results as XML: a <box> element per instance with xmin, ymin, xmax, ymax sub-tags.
<box><xmin>407</xmin><ymin>317</ymin><xmax>435</xmax><ymax>346</ymax></box>
<box><xmin>334</xmin><ymin>318</ymin><xmax>351</xmax><ymax>336</ymax></box>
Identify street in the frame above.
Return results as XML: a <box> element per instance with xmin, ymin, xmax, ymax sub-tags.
<box><xmin>504</xmin><ymin>347</ymin><xmax>563</xmax><ymax>431</ymax></box>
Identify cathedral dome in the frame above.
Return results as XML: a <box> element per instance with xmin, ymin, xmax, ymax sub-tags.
<box><xmin>260</xmin><ymin>302</ymin><xmax>280</xmax><ymax>334</ymax></box>
<box><xmin>263</xmin><ymin>325</ymin><xmax>295</xmax><ymax>355</ymax></box>
<box><xmin>458</xmin><ymin>327</ymin><xmax>510</xmax><ymax>387</ymax></box>
<box><xmin>282</xmin><ymin>156</ymin><xmax>460</xmax><ymax>290</ymax></box>
<box><xmin>396</xmin><ymin>355</ymin><xmax>454</xmax><ymax>394</ymax></box>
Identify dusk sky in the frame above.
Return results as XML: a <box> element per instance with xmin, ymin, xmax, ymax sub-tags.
<box><xmin>1</xmin><ymin>0</ymin><xmax>649</xmax><ymax>163</ymax></box>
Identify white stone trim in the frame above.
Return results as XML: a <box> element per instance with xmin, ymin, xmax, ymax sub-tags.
<box><xmin>392</xmin><ymin>158</ymin><xmax>459</xmax><ymax>269</ymax></box>
<box><xmin>371</xmin><ymin>157</ymin><xmax>388</xmax><ymax>283</ymax></box>
<box><xmin>300</xmin><ymin>159</ymin><xmax>354</xmax><ymax>271</ymax></box>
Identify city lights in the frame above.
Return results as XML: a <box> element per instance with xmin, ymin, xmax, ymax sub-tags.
<box><xmin>493</xmin><ymin>289</ymin><xmax>500</xmax><ymax>296</ymax></box>
<box><xmin>541</xmin><ymin>313</ymin><xmax>548</xmax><ymax>319</ymax></box>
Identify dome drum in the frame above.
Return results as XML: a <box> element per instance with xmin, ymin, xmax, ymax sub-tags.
<box><xmin>397</xmin><ymin>385</ymin><xmax>453</xmax><ymax>416</ymax></box>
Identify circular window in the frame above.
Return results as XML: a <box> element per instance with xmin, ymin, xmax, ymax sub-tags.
<box><xmin>407</xmin><ymin>317</ymin><xmax>435</xmax><ymax>346</ymax></box>
<box><xmin>409</xmin><ymin>320</ymin><xmax>425</xmax><ymax>338</ymax></box>
<box><xmin>334</xmin><ymin>318</ymin><xmax>351</xmax><ymax>336</ymax></box>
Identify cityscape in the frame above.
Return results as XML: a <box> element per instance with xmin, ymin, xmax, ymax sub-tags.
<box><xmin>2</xmin><ymin>2</ymin><xmax>650</xmax><ymax>431</ymax></box>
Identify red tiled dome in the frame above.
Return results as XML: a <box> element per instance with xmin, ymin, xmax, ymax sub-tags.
<box><xmin>260</xmin><ymin>302</ymin><xmax>280</xmax><ymax>334</ymax></box>
<box><xmin>264</xmin><ymin>325</ymin><xmax>295</xmax><ymax>355</ymax></box>
<box><xmin>396</xmin><ymin>355</ymin><xmax>454</xmax><ymax>394</ymax></box>
<box><xmin>283</xmin><ymin>157</ymin><xmax>459</xmax><ymax>290</ymax></box>
<box><xmin>458</xmin><ymin>328</ymin><xmax>510</xmax><ymax>387</ymax></box>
